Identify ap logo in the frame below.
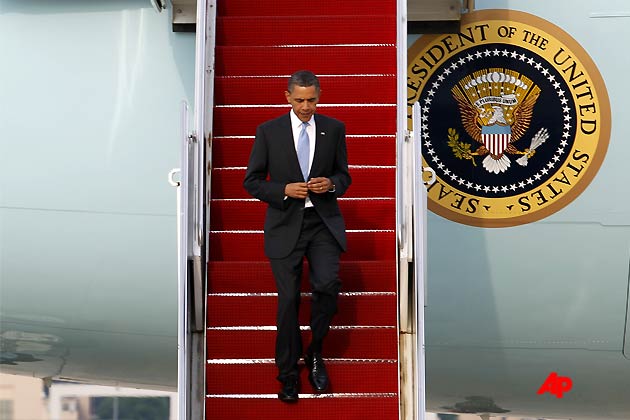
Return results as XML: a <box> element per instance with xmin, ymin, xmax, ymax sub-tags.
<box><xmin>537</xmin><ymin>372</ymin><xmax>573</xmax><ymax>398</ymax></box>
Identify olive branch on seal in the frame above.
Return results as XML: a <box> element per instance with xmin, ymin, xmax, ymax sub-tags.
<box><xmin>447</xmin><ymin>128</ymin><xmax>477</xmax><ymax>167</ymax></box>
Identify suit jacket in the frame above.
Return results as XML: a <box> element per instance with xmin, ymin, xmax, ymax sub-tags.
<box><xmin>243</xmin><ymin>112</ymin><xmax>352</xmax><ymax>259</ymax></box>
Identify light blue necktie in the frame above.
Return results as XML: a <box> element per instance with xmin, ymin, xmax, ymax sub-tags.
<box><xmin>297</xmin><ymin>121</ymin><xmax>310</xmax><ymax>181</ymax></box>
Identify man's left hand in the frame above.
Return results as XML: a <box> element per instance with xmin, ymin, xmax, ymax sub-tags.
<box><xmin>307</xmin><ymin>177</ymin><xmax>332</xmax><ymax>194</ymax></box>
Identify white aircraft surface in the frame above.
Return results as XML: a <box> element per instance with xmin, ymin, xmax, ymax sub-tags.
<box><xmin>1</xmin><ymin>0</ymin><xmax>629</xmax><ymax>419</ymax></box>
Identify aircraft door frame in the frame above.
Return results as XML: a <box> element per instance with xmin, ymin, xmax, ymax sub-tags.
<box><xmin>397</xmin><ymin>0</ymin><xmax>428</xmax><ymax>411</ymax></box>
<box><xmin>177</xmin><ymin>1</ymin><xmax>216</xmax><ymax>419</ymax></box>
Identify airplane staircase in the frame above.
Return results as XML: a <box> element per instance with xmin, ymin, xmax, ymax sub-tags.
<box><xmin>205</xmin><ymin>1</ymin><xmax>399</xmax><ymax>418</ymax></box>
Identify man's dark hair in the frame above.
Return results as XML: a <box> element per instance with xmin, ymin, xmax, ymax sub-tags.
<box><xmin>287</xmin><ymin>70</ymin><xmax>320</xmax><ymax>94</ymax></box>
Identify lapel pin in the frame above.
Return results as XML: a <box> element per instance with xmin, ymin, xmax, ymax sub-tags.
<box><xmin>320</xmin><ymin>132</ymin><xmax>326</xmax><ymax>135</ymax></box>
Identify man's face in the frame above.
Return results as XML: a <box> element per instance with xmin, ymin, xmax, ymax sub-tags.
<box><xmin>285</xmin><ymin>85</ymin><xmax>319</xmax><ymax>122</ymax></box>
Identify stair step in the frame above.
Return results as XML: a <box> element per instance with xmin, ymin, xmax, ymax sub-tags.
<box><xmin>215</xmin><ymin>75</ymin><xmax>396</xmax><ymax>106</ymax></box>
<box><xmin>209</xmin><ymin>231</ymin><xmax>396</xmax><ymax>262</ymax></box>
<box><xmin>210</xmin><ymin>167</ymin><xmax>395</xmax><ymax>200</ymax></box>
<box><xmin>217</xmin><ymin>0</ymin><xmax>396</xmax><ymax>17</ymax></box>
<box><xmin>205</xmin><ymin>396</ymin><xmax>398</xmax><ymax>420</ymax></box>
<box><xmin>215</xmin><ymin>46</ymin><xmax>396</xmax><ymax>77</ymax></box>
<box><xmin>212</xmin><ymin>136</ymin><xmax>395</xmax><ymax>168</ymax></box>
<box><xmin>206</xmin><ymin>361</ymin><xmax>397</xmax><ymax>395</ymax></box>
<box><xmin>210</xmin><ymin>199</ymin><xmax>395</xmax><ymax>231</ymax></box>
<box><xmin>208</xmin><ymin>261</ymin><xmax>397</xmax><ymax>293</ymax></box>
<box><xmin>217</xmin><ymin>16</ymin><xmax>395</xmax><ymax>47</ymax></box>
<box><xmin>214</xmin><ymin>106</ymin><xmax>396</xmax><ymax>137</ymax></box>
<box><xmin>206</xmin><ymin>294</ymin><xmax>396</xmax><ymax>327</ymax></box>
<box><xmin>206</xmin><ymin>328</ymin><xmax>397</xmax><ymax>359</ymax></box>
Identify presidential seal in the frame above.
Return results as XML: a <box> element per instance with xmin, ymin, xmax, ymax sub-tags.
<box><xmin>408</xmin><ymin>10</ymin><xmax>610</xmax><ymax>227</ymax></box>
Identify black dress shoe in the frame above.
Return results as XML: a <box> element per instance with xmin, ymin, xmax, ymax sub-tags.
<box><xmin>304</xmin><ymin>353</ymin><xmax>329</xmax><ymax>392</ymax></box>
<box><xmin>278</xmin><ymin>377</ymin><xmax>299</xmax><ymax>403</ymax></box>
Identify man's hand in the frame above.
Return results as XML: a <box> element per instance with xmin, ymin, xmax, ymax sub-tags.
<box><xmin>307</xmin><ymin>177</ymin><xmax>332</xmax><ymax>194</ymax></box>
<box><xmin>285</xmin><ymin>182</ymin><xmax>309</xmax><ymax>199</ymax></box>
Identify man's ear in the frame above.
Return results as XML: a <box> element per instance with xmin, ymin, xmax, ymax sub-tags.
<box><xmin>284</xmin><ymin>91</ymin><xmax>291</xmax><ymax>103</ymax></box>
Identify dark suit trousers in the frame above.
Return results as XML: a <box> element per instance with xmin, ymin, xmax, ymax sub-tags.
<box><xmin>270</xmin><ymin>207</ymin><xmax>342</xmax><ymax>382</ymax></box>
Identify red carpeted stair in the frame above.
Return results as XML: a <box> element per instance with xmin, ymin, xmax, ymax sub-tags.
<box><xmin>206</xmin><ymin>1</ymin><xmax>399</xmax><ymax>418</ymax></box>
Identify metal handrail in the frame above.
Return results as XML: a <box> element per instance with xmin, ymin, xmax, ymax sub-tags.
<box><xmin>396</xmin><ymin>0</ymin><xmax>425</xmax><ymax>418</ymax></box>
<box><xmin>411</xmin><ymin>102</ymin><xmax>428</xmax><ymax>420</ymax></box>
<box><xmin>176</xmin><ymin>100</ymin><xmax>190</xmax><ymax>420</ymax></box>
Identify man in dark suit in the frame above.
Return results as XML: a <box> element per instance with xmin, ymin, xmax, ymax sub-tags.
<box><xmin>243</xmin><ymin>70</ymin><xmax>351</xmax><ymax>403</ymax></box>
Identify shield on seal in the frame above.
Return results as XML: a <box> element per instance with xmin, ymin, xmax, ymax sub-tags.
<box><xmin>482</xmin><ymin>124</ymin><xmax>511</xmax><ymax>156</ymax></box>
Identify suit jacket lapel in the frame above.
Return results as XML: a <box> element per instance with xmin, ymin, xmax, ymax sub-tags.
<box><xmin>279</xmin><ymin>113</ymin><xmax>304</xmax><ymax>180</ymax></box>
<box><xmin>310</xmin><ymin>114</ymin><xmax>327</xmax><ymax>179</ymax></box>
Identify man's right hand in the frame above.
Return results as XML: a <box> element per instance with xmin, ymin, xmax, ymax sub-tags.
<box><xmin>284</xmin><ymin>182</ymin><xmax>309</xmax><ymax>199</ymax></box>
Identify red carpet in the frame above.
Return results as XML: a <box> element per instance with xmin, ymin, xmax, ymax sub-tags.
<box><xmin>206</xmin><ymin>0</ymin><xmax>399</xmax><ymax>418</ymax></box>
